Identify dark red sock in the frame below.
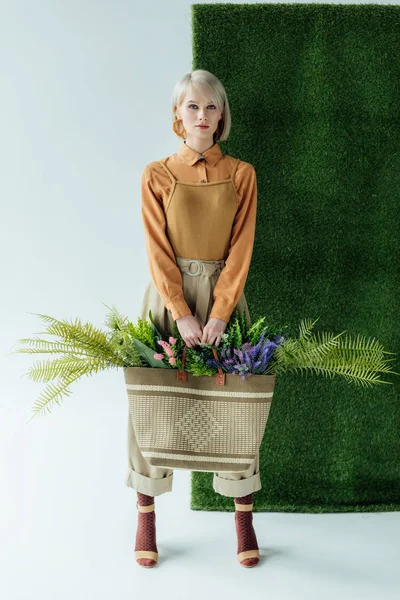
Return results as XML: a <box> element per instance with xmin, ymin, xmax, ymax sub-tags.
<box><xmin>135</xmin><ymin>492</ymin><xmax>158</xmax><ymax>567</ymax></box>
<box><xmin>234</xmin><ymin>493</ymin><xmax>259</xmax><ymax>566</ymax></box>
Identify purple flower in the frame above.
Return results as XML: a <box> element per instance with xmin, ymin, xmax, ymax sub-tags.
<box><xmin>204</xmin><ymin>331</ymin><xmax>283</xmax><ymax>377</ymax></box>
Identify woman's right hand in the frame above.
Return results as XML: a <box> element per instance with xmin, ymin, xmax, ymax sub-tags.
<box><xmin>175</xmin><ymin>314</ymin><xmax>203</xmax><ymax>348</ymax></box>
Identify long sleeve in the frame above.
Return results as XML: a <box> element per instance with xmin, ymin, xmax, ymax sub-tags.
<box><xmin>141</xmin><ymin>164</ymin><xmax>192</xmax><ymax>321</ymax></box>
<box><xmin>209</xmin><ymin>163</ymin><xmax>257</xmax><ymax>323</ymax></box>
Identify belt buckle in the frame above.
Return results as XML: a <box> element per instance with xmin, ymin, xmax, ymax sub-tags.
<box><xmin>184</xmin><ymin>259</ymin><xmax>203</xmax><ymax>276</ymax></box>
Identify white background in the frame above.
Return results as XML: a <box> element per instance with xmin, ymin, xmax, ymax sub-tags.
<box><xmin>1</xmin><ymin>1</ymin><xmax>399</xmax><ymax>599</ymax></box>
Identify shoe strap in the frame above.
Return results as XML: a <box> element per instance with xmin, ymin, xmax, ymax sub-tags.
<box><xmin>135</xmin><ymin>550</ymin><xmax>158</xmax><ymax>561</ymax></box>
<box><xmin>136</xmin><ymin>502</ymin><xmax>155</xmax><ymax>512</ymax></box>
<box><xmin>235</xmin><ymin>503</ymin><xmax>253</xmax><ymax>511</ymax></box>
<box><xmin>237</xmin><ymin>549</ymin><xmax>260</xmax><ymax>562</ymax></box>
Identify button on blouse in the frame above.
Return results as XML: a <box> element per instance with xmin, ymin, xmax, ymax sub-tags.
<box><xmin>140</xmin><ymin>140</ymin><xmax>258</xmax><ymax>322</ymax></box>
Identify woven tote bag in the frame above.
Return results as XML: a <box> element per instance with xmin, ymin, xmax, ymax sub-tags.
<box><xmin>123</xmin><ymin>346</ymin><xmax>276</xmax><ymax>473</ymax></box>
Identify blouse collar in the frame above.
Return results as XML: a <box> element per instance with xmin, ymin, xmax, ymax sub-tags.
<box><xmin>177</xmin><ymin>140</ymin><xmax>223</xmax><ymax>166</ymax></box>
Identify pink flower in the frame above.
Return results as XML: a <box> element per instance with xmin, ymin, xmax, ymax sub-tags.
<box><xmin>168</xmin><ymin>356</ymin><xmax>176</xmax><ymax>365</ymax></box>
<box><xmin>157</xmin><ymin>339</ymin><xmax>176</xmax><ymax>358</ymax></box>
<box><xmin>157</xmin><ymin>339</ymin><xmax>173</xmax><ymax>356</ymax></box>
<box><xmin>169</xmin><ymin>336</ymin><xmax>177</xmax><ymax>345</ymax></box>
<box><xmin>153</xmin><ymin>353</ymin><xmax>164</xmax><ymax>360</ymax></box>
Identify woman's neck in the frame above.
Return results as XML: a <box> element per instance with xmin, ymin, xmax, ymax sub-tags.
<box><xmin>184</xmin><ymin>139</ymin><xmax>215</xmax><ymax>154</ymax></box>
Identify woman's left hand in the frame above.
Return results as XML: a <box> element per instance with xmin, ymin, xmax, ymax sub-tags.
<box><xmin>200</xmin><ymin>317</ymin><xmax>227</xmax><ymax>346</ymax></box>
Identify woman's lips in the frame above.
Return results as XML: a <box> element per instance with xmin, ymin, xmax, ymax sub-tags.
<box><xmin>196</xmin><ymin>125</ymin><xmax>209</xmax><ymax>129</ymax></box>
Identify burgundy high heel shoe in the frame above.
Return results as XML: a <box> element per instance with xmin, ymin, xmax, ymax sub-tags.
<box><xmin>234</xmin><ymin>494</ymin><xmax>260</xmax><ymax>568</ymax></box>
<box><xmin>135</xmin><ymin>494</ymin><xmax>158</xmax><ymax>568</ymax></box>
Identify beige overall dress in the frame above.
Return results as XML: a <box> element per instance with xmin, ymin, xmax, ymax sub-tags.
<box><xmin>125</xmin><ymin>157</ymin><xmax>261</xmax><ymax>498</ymax></box>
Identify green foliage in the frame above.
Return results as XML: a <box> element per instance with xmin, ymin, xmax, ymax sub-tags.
<box><xmin>164</xmin><ymin>318</ymin><xmax>217</xmax><ymax>375</ymax></box>
<box><xmin>103</xmin><ymin>304</ymin><xmax>170</xmax><ymax>368</ymax></box>
<box><xmin>10</xmin><ymin>310</ymin><xmax>126</xmax><ymax>421</ymax></box>
<box><xmin>10</xmin><ymin>303</ymin><xmax>165</xmax><ymax>420</ymax></box>
<box><xmin>127</xmin><ymin>318</ymin><xmax>156</xmax><ymax>350</ymax></box>
<box><xmin>147</xmin><ymin>309</ymin><xmax>167</xmax><ymax>347</ymax></box>
<box><xmin>131</xmin><ymin>337</ymin><xmax>169</xmax><ymax>369</ymax></box>
<box><xmin>219</xmin><ymin>309</ymin><xmax>290</xmax><ymax>350</ymax></box>
<box><xmin>269</xmin><ymin>317</ymin><xmax>399</xmax><ymax>387</ymax></box>
<box><xmin>9</xmin><ymin>305</ymin><xmax>398</xmax><ymax>420</ymax></box>
<box><xmin>103</xmin><ymin>303</ymin><xmax>146</xmax><ymax>368</ymax></box>
<box><xmin>219</xmin><ymin>308</ymin><xmax>244</xmax><ymax>350</ymax></box>
<box><xmin>184</xmin><ymin>346</ymin><xmax>217</xmax><ymax>376</ymax></box>
<box><xmin>172</xmin><ymin>319</ymin><xmax>186</xmax><ymax>356</ymax></box>
<box><xmin>180</xmin><ymin>312</ymin><xmax>398</xmax><ymax>388</ymax></box>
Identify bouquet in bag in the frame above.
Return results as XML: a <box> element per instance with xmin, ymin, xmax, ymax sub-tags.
<box><xmin>10</xmin><ymin>304</ymin><xmax>398</xmax><ymax>472</ymax></box>
<box><xmin>8</xmin><ymin>303</ymin><xmax>397</xmax><ymax>416</ymax></box>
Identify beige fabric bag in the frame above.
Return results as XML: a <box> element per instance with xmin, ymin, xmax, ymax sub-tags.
<box><xmin>124</xmin><ymin>346</ymin><xmax>276</xmax><ymax>473</ymax></box>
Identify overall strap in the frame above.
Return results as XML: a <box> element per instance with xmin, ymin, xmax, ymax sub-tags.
<box><xmin>231</xmin><ymin>157</ymin><xmax>241</xmax><ymax>180</ymax></box>
<box><xmin>158</xmin><ymin>160</ymin><xmax>177</xmax><ymax>184</ymax></box>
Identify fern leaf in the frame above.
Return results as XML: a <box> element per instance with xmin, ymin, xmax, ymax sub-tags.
<box><xmin>9</xmin><ymin>337</ymin><xmax>100</xmax><ymax>356</ymax></box>
<box><xmin>27</xmin><ymin>365</ymin><xmax>94</xmax><ymax>421</ymax></box>
<box><xmin>25</xmin><ymin>356</ymin><xmax>110</xmax><ymax>383</ymax></box>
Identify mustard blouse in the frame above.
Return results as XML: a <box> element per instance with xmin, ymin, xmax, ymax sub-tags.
<box><xmin>141</xmin><ymin>140</ymin><xmax>257</xmax><ymax>323</ymax></box>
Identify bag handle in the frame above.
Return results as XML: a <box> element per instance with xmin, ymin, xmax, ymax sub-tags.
<box><xmin>177</xmin><ymin>344</ymin><xmax>226</xmax><ymax>386</ymax></box>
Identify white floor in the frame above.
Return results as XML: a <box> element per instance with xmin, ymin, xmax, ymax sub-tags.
<box><xmin>3</xmin><ymin>379</ymin><xmax>400</xmax><ymax>600</ymax></box>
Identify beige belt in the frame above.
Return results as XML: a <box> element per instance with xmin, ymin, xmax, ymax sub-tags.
<box><xmin>175</xmin><ymin>256</ymin><xmax>225</xmax><ymax>323</ymax></box>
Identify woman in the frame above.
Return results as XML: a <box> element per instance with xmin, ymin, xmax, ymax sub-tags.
<box><xmin>127</xmin><ymin>70</ymin><xmax>260</xmax><ymax>569</ymax></box>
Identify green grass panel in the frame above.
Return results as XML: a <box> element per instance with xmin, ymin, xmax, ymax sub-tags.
<box><xmin>190</xmin><ymin>3</ymin><xmax>400</xmax><ymax>512</ymax></box>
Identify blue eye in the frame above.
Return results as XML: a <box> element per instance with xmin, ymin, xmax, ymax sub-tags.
<box><xmin>188</xmin><ymin>104</ymin><xmax>216</xmax><ymax>109</ymax></box>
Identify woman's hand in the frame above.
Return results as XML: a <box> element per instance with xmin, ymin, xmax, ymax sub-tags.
<box><xmin>200</xmin><ymin>317</ymin><xmax>227</xmax><ymax>346</ymax></box>
<box><xmin>175</xmin><ymin>314</ymin><xmax>204</xmax><ymax>348</ymax></box>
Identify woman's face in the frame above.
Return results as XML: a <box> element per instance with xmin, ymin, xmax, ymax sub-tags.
<box><xmin>175</xmin><ymin>87</ymin><xmax>223</xmax><ymax>144</ymax></box>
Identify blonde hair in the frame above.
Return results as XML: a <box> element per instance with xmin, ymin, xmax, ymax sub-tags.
<box><xmin>171</xmin><ymin>69</ymin><xmax>231</xmax><ymax>143</ymax></box>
